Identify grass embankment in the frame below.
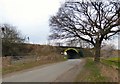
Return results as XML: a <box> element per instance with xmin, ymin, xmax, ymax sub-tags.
<box><xmin>100</xmin><ymin>57</ymin><xmax>119</xmax><ymax>82</ymax></box>
<box><xmin>3</xmin><ymin>57</ymin><xmax>65</xmax><ymax>75</ymax></box>
<box><xmin>75</xmin><ymin>57</ymin><xmax>119</xmax><ymax>82</ymax></box>
<box><xmin>75</xmin><ymin>58</ymin><xmax>106</xmax><ymax>82</ymax></box>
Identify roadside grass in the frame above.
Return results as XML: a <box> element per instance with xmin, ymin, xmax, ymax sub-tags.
<box><xmin>0</xmin><ymin>69</ymin><xmax>1</xmax><ymax>75</ymax></box>
<box><xmin>75</xmin><ymin>58</ymin><xmax>107</xmax><ymax>82</ymax></box>
<box><xmin>2</xmin><ymin>58</ymin><xmax>64</xmax><ymax>75</ymax></box>
<box><xmin>63</xmin><ymin>57</ymin><xmax>68</xmax><ymax>61</ymax></box>
<box><xmin>2</xmin><ymin>45</ymin><xmax>66</xmax><ymax>75</ymax></box>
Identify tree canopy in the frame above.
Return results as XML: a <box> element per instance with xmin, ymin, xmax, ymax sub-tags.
<box><xmin>49</xmin><ymin>0</ymin><xmax>120</xmax><ymax>61</ymax></box>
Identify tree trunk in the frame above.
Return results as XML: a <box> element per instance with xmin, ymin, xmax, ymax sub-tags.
<box><xmin>94</xmin><ymin>41</ymin><xmax>101</xmax><ymax>62</ymax></box>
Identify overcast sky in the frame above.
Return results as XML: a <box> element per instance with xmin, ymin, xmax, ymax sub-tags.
<box><xmin>0</xmin><ymin>0</ymin><xmax>119</xmax><ymax>49</ymax></box>
<box><xmin>0</xmin><ymin>0</ymin><xmax>65</xmax><ymax>44</ymax></box>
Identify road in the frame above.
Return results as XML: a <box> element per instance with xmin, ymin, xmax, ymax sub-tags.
<box><xmin>3</xmin><ymin>59</ymin><xmax>84</xmax><ymax>82</ymax></box>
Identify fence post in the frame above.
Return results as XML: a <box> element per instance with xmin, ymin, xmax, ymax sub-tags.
<box><xmin>0</xmin><ymin>28</ymin><xmax>2</xmax><ymax>83</ymax></box>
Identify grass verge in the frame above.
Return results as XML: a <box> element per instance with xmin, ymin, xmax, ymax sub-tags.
<box><xmin>2</xmin><ymin>58</ymin><xmax>64</xmax><ymax>75</ymax></box>
<box><xmin>75</xmin><ymin>58</ymin><xmax>107</xmax><ymax>82</ymax></box>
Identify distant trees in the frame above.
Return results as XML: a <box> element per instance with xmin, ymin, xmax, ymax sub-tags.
<box><xmin>101</xmin><ymin>43</ymin><xmax>115</xmax><ymax>58</ymax></box>
<box><xmin>0</xmin><ymin>24</ymin><xmax>26</xmax><ymax>56</ymax></box>
<box><xmin>49</xmin><ymin>0</ymin><xmax>120</xmax><ymax>62</ymax></box>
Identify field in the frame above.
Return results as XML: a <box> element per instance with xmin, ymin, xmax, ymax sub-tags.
<box><xmin>101</xmin><ymin>57</ymin><xmax>120</xmax><ymax>69</ymax></box>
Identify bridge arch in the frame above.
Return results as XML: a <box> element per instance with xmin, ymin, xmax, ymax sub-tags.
<box><xmin>64</xmin><ymin>48</ymin><xmax>80</xmax><ymax>59</ymax></box>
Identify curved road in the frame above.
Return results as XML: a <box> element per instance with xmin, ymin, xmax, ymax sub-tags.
<box><xmin>3</xmin><ymin>59</ymin><xmax>84</xmax><ymax>82</ymax></box>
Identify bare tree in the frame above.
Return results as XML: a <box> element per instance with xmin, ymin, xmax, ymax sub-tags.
<box><xmin>49</xmin><ymin>0</ymin><xmax>120</xmax><ymax>62</ymax></box>
<box><xmin>0</xmin><ymin>24</ymin><xmax>25</xmax><ymax>56</ymax></box>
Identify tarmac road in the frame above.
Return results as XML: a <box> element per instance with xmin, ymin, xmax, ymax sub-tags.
<box><xmin>3</xmin><ymin>59</ymin><xmax>84</xmax><ymax>82</ymax></box>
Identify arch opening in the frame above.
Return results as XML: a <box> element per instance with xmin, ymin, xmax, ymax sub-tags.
<box><xmin>64</xmin><ymin>48</ymin><xmax>79</xmax><ymax>59</ymax></box>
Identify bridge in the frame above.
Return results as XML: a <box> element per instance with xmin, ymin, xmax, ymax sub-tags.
<box><xmin>57</xmin><ymin>46</ymin><xmax>87</xmax><ymax>59</ymax></box>
<box><xmin>54</xmin><ymin>46</ymin><xmax>94</xmax><ymax>59</ymax></box>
